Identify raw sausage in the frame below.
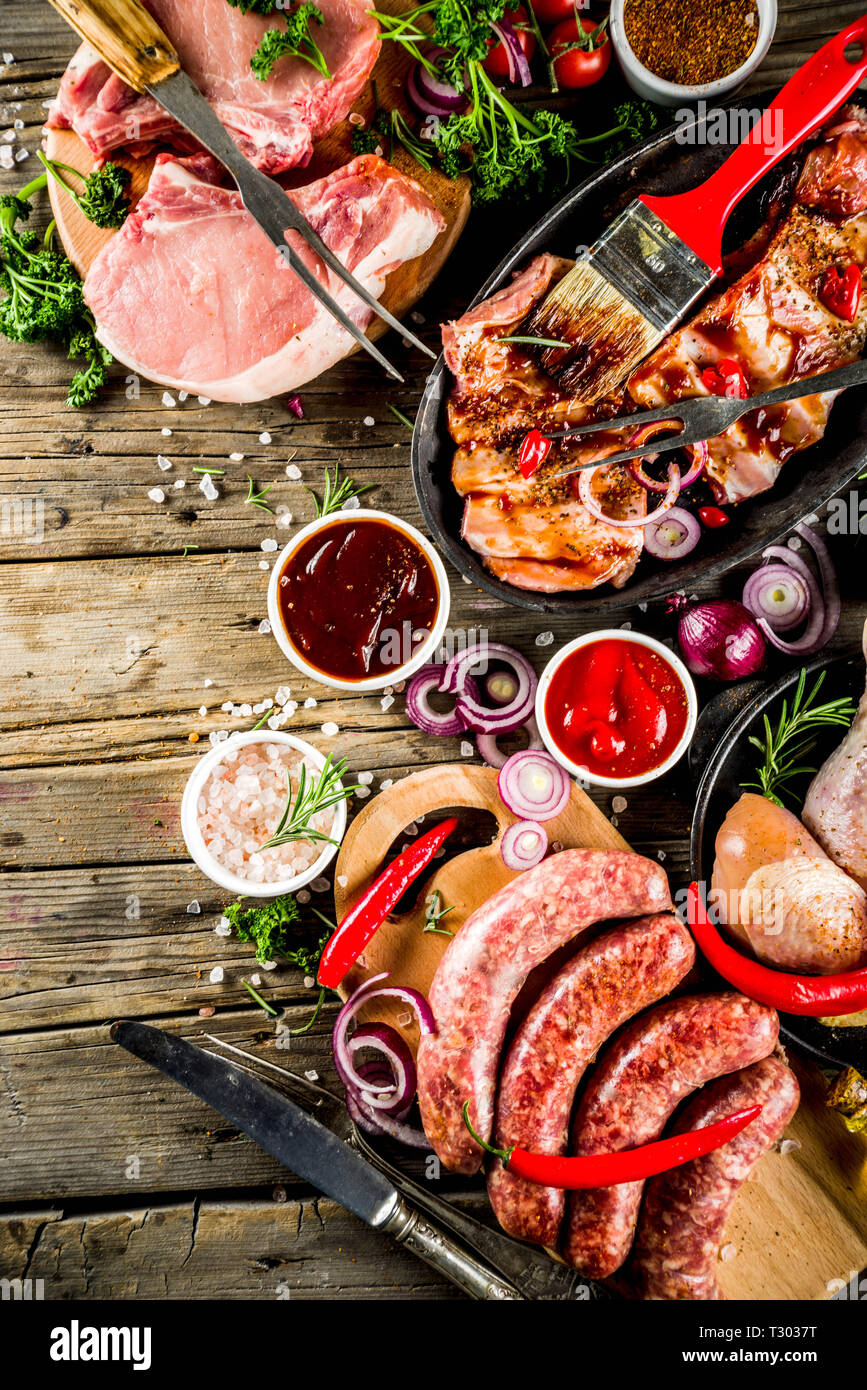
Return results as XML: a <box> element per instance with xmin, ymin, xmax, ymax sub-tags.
<box><xmin>561</xmin><ymin>992</ymin><xmax>779</xmax><ymax>1276</ymax></box>
<box><xmin>631</xmin><ymin>1055</ymin><xmax>800</xmax><ymax>1299</ymax></box>
<box><xmin>417</xmin><ymin>849</ymin><xmax>672</xmax><ymax>1174</ymax></box>
<box><xmin>488</xmin><ymin>914</ymin><xmax>695</xmax><ymax>1246</ymax></box>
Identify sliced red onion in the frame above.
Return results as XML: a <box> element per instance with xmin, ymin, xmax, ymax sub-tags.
<box><xmin>332</xmin><ymin>973</ymin><xmax>434</xmax><ymax>1103</ymax></box>
<box><xmin>501</xmin><ymin>820</ymin><xmax>548</xmax><ymax>871</ymax></box>
<box><xmin>490</xmin><ymin>17</ymin><xmax>532</xmax><ymax>86</ymax></box>
<box><xmin>752</xmin><ymin>525</ymin><xmax>840</xmax><ymax>655</ymax></box>
<box><xmin>477</xmin><ymin>714</ymin><xmax>544</xmax><ymax>769</ymax></box>
<box><xmin>286</xmin><ymin>394</ymin><xmax>304</xmax><ymax>419</ymax></box>
<box><xmin>579</xmin><ymin>460</ymin><xmax>680</xmax><ymax>528</ymax></box>
<box><xmin>346</xmin><ymin>1024</ymin><xmax>415</xmax><ymax>1113</ymax></box>
<box><xmin>407</xmin><ymin>59</ymin><xmax>467</xmax><ymax>116</ymax></box>
<box><xmin>440</xmin><ymin>642</ymin><xmax>537</xmax><ymax>734</ymax></box>
<box><xmin>742</xmin><ymin>563</ymin><xmax>811</xmax><ymax>633</ymax></box>
<box><xmin>405</xmin><ymin>663</ymin><xmax>479</xmax><ymax>737</ymax></box>
<box><xmin>498</xmin><ymin>749</ymin><xmax>570</xmax><ymax>822</ymax></box>
<box><xmin>345</xmin><ymin>1085</ymin><xmax>430</xmax><ymax>1148</ymax></box>
<box><xmin>643</xmin><ymin>506</ymin><xmax>701</xmax><ymax>560</ymax></box>
<box><xmin>628</xmin><ymin>426</ymin><xmax>706</xmax><ymax>495</ymax></box>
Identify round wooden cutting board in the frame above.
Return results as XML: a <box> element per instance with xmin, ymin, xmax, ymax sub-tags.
<box><xmin>333</xmin><ymin>763</ymin><xmax>867</xmax><ymax>1302</ymax></box>
<box><xmin>45</xmin><ymin>0</ymin><xmax>470</xmax><ymax>338</ymax></box>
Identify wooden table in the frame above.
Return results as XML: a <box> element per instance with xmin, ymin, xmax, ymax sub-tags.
<box><xmin>1</xmin><ymin>0</ymin><xmax>865</xmax><ymax>1300</ymax></box>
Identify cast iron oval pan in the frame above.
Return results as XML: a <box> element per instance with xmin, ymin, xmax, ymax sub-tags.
<box><xmin>412</xmin><ymin>92</ymin><xmax>867</xmax><ymax>614</ymax></box>
<box><xmin>690</xmin><ymin>651</ymin><xmax>867</xmax><ymax>1072</ymax></box>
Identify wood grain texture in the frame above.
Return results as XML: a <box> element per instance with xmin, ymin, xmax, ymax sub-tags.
<box><xmin>1</xmin><ymin>0</ymin><xmax>867</xmax><ymax>1301</ymax></box>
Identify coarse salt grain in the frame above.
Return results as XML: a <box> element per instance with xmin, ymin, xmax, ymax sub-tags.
<box><xmin>230</xmin><ymin>451</ymin><xmax>244</xmax><ymax>461</ymax></box>
<box><xmin>337</xmin><ymin>874</ymin><xmax>348</xmax><ymax>887</ymax></box>
<box><xmin>286</xmin><ymin>463</ymin><xmax>302</xmax><ymax>480</ymax></box>
<box><xmin>161</xmin><ymin>426</ymin><xmax>172</xmax><ymax>436</ymax></box>
<box><xmin>198</xmin><ymin>396</ymin><xmax>211</xmax><ymax>405</ymax></box>
<box><xmin>381</xmin><ymin>694</ymin><xmax>394</xmax><ymax>711</ymax></box>
<box><xmin>258</xmin><ymin>619</ymin><xmax>271</xmax><ymax>634</ymax></box>
<box><xmin>321</xmin><ymin>721</ymin><xmax>338</xmax><ymax>736</ymax></box>
<box><xmin>215</xmin><ymin>917</ymin><xmax>232</xmax><ymax>937</ymax></box>
<box><xmin>297</xmin><ymin>889</ymin><xmax>310</xmax><ymax>904</ymax></box>
<box><xmin>277</xmin><ymin>510</ymin><xmax>293</xmax><ymax>527</ymax></box>
<box><xmin>363</xmin><ymin>415</ymin><xmax>375</xmax><ymax>426</ymax></box>
<box><xmin>719</xmin><ymin>1244</ymin><xmax>737</xmax><ymax>1263</ymax></box>
<box><xmin>199</xmin><ymin>705</ymin><xmax>208</xmax><ymax>716</ymax></box>
<box><xmin>780</xmin><ymin>1139</ymin><xmax>801</xmax><ymax>1155</ymax></box>
<box><xmin>250</xmin><ymin>973</ymin><xmax>261</xmax><ymax>986</ymax></box>
<box><xmin>259</xmin><ymin>560</ymin><xmax>269</xmax><ymax>570</ymax></box>
<box><xmin>178</xmin><ymin>390</ymin><xmax>188</xmax><ymax>401</ymax></box>
<box><xmin>261</xmin><ymin>537</ymin><xmax>278</xmax><ymax>552</ymax></box>
<box><xmin>355</xmin><ymin>786</ymin><xmax>370</xmax><ymax>799</ymax></box>
<box><xmin>262</xmin><ymin>960</ymin><xmax>277</xmax><ymax>971</ymax></box>
<box><xmin>204</xmin><ymin>679</ymin><xmax>214</xmax><ymax>687</ymax></box>
<box><xmin>260</xmin><ymin>431</ymin><xmax>272</xmax><ymax>444</ymax></box>
<box><xmin>157</xmin><ymin>454</ymin><xmax>172</xmax><ymax>470</ymax></box>
<box><xmin>174</xmin><ymin>479</ymin><xmax>186</xmax><ymax>489</ymax></box>
<box><xmin>535</xmin><ymin>631</ymin><xmax>554</xmax><ymax>647</ymax></box>
<box><xmin>357</xmin><ymin>771</ymin><xmax>374</xmax><ymax>785</ymax></box>
<box><xmin>186</xmin><ymin>900</ymin><xmax>201</xmax><ymax>914</ymax></box>
<box><xmin>311</xmin><ymin>876</ymin><xmax>329</xmax><ymax>893</ymax></box>
<box><xmin>304</xmin><ymin>1070</ymin><xmax>319</xmax><ymax>1082</ymax></box>
<box><xmin>304</xmin><ymin>975</ymin><xmax>315</xmax><ymax>989</ymax></box>
<box><xmin>162</xmin><ymin>391</ymin><xmax>175</xmax><ymax>407</ymax></box>
<box><xmin>380</xmin><ymin>779</ymin><xmax>393</xmax><ymax>791</ymax></box>
<box><xmin>612</xmin><ymin>796</ymin><xmax>627</xmax><ymax>814</ymax></box>
<box><xmin>209</xmin><ymin>966</ymin><xmax>224</xmax><ymax>983</ymax></box>
<box><xmin>461</xmin><ymin>741</ymin><xmax>473</xmax><ymax>757</ymax></box>
<box><xmin>304</xmin><ymin>697</ymin><xmax>317</xmax><ymax>708</ymax></box>
<box><xmin>148</xmin><ymin>487</ymin><xmax>165</xmax><ymax>503</ymax></box>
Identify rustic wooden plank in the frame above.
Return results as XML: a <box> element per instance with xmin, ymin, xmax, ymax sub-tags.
<box><xmin>0</xmin><ymin>1197</ymin><xmax>470</xmax><ymax>1299</ymax></box>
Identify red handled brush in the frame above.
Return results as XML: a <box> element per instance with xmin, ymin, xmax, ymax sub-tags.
<box><xmin>529</xmin><ymin>15</ymin><xmax>867</xmax><ymax>402</ymax></box>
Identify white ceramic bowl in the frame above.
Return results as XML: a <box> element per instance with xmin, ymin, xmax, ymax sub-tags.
<box><xmin>267</xmin><ymin>509</ymin><xmax>451</xmax><ymax>693</ymax></box>
<box><xmin>535</xmin><ymin>629</ymin><xmax>698</xmax><ymax>789</ymax></box>
<box><xmin>610</xmin><ymin>0</ymin><xmax>777</xmax><ymax>107</ymax></box>
<box><xmin>180</xmin><ymin>730</ymin><xmax>348</xmax><ymax>898</ymax></box>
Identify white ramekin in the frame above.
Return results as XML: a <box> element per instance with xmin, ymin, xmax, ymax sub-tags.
<box><xmin>180</xmin><ymin>730</ymin><xmax>348</xmax><ymax>898</ymax></box>
<box><xmin>610</xmin><ymin>0</ymin><xmax>777</xmax><ymax>107</ymax></box>
<box><xmin>535</xmin><ymin>629</ymin><xmax>698</xmax><ymax>789</ymax></box>
<box><xmin>267</xmin><ymin>509</ymin><xmax>451</xmax><ymax>693</ymax></box>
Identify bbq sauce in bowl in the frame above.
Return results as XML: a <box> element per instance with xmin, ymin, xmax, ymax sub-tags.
<box><xmin>275</xmin><ymin>515</ymin><xmax>442</xmax><ymax>684</ymax></box>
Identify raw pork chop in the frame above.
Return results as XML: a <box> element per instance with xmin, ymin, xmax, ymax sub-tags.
<box><xmin>443</xmin><ymin>254</ymin><xmax>646</xmax><ymax>593</ymax></box>
<box><xmin>49</xmin><ymin>0</ymin><xmax>380</xmax><ymax>173</ymax></box>
<box><xmin>84</xmin><ymin>153</ymin><xmax>444</xmax><ymax>401</ymax></box>
<box><xmin>803</xmin><ymin>618</ymin><xmax>867</xmax><ymax>891</ymax></box>
<box><xmin>629</xmin><ymin>109</ymin><xmax>867</xmax><ymax>504</ymax></box>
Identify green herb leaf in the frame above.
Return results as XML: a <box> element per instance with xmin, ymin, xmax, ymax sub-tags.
<box><xmin>250</xmin><ymin>3</ymin><xmax>331</xmax><ymax>80</ymax></box>
<box><xmin>38</xmin><ymin>152</ymin><xmax>131</xmax><ymax>230</ymax></box>
<box><xmin>423</xmin><ymin>888</ymin><xmax>455</xmax><ymax>937</ymax></box>
<box><xmin>259</xmin><ymin>752</ymin><xmax>360</xmax><ymax>851</ymax></box>
<box><xmin>245</xmin><ymin>475</ymin><xmax>275</xmax><ymax>512</ymax></box>
<box><xmin>498</xmin><ymin>335</ymin><xmax>570</xmax><ymax>348</ymax></box>
<box><xmin>224</xmin><ymin>892</ymin><xmax>302</xmax><ymax>963</ymax></box>
<box><xmin>305</xmin><ymin>462</ymin><xmax>375</xmax><ymax>517</ymax></box>
<box><xmin>742</xmin><ymin>668</ymin><xmax>857</xmax><ymax>806</ymax></box>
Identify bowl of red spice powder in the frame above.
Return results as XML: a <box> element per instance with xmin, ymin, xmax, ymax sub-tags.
<box><xmin>611</xmin><ymin>0</ymin><xmax>776</xmax><ymax>106</ymax></box>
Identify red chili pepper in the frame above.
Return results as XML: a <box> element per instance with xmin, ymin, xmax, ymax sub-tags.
<box><xmin>701</xmin><ymin>358</ymin><xmax>749</xmax><ymax>399</ymax></box>
<box><xmin>318</xmin><ymin>817</ymin><xmax>458</xmax><ymax>988</ymax></box>
<box><xmin>462</xmin><ymin>1100</ymin><xmax>761</xmax><ymax>1188</ymax></box>
<box><xmin>518</xmin><ymin>428</ymin><xmax>552</xmax><ymax>479</ymax></box>
<box><xmin>686</xmin><ymin>882</ymin><xmax>867</xmax><ymax>1016</ymax></box>
<box><xmin>698</xmin><ymin>505</ymin><xmax>731</xmax><ymax>529</ymax></box>
<box><xmin>819</xmin><ymin>263</ymin><xmax>862</xmax><ymax>323</ymax></box>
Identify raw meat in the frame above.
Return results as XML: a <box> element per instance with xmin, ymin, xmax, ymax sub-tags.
<box><xmin>803</xmin><ymin>618</ymin><xmax>867</xmax><ymax>890</ymax></box>
<box><xmin>49</xmin><ymin>0</ymin><xmax>381</xmax><ymax>174</ymax></box>
<box><xmin>443</xmin><ymin>256</ymin><xmax>647</xmax><ymax>594</ymax></box>
<box><xmin>629</xmin><ymin>108</ymin><xmax>867</xmax><ymax>505</ymax></box>
<box><xmin>83</xmin><ymin>152</ymin><xmax>445</xmax><ymax>402</ymax></box>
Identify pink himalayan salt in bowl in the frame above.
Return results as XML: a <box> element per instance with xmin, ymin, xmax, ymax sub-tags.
<box><xmin>180</xmin><ymin>732</ymin><xmax>347</xmax><ymax>898</ymax></box>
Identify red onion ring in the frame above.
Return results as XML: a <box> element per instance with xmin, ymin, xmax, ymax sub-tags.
<box><xmin>405</xmin><ymin>663</ymin><xmax>479</xmax><ymax>737</ymax></box>
<box><xmin>345</xmin><ymin>1023</ymin><xmax>415</xmax><ymax>1112</ymax></box>
<box><xmin>407</xmin><ymin>59</ymin><xmax>467</xmax><ymax>116</ymax></box>
<box><xmin>489</xmin><ymin>17</ymin><xmax>533</xmax><ymax>86</ymax></box>
<box><xmin>345</xmin><ymin>1085</ymin><xmax>430</xmax><ymax>1148</ymax></box>
<box><xmin>501</xmin><ymin>820</ymin><xmax>548</xmax><ymax>871</ymax></box>
<box><xmin>754</xmin><ymin>525</ymin><xmax>839</xmax><ymax>655</ymax></box>
<box><xmin>498</xmin><ymin>749</ymin><xmax>570</xmax><ymax>822</ymax></box>
<box><xmin>643</xmin><ymin>506</ymin><xmax>701</xmax><ymax>560</ymax></box>
<box><xmin>627</xmin><ymin>423</ymin><xmax>706</xmax><ymax>495</ymax></box>
<box><xmin>742</xmin><ymin>563</ymin><xmax>811</xmax><ymax>633</ymax></box>
<box><xmin>476</xmin><ymin>714</ymin><xmax>544</xmax><ymax>769</ymax></box>
<box><xmin>440</xmin><ymin>642</ymin><xmax>537</xmax><ymax>734</ymax></box>
<box><xmin>579</xmin><ymin>460</ymin><xmax>680</xmax><ymax>528</ymax></box>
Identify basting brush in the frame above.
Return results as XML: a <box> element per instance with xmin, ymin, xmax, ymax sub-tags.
<box><xmin>529</xmin><ymin>16</ymin><xmax>867</xmax><ymax>402</ymax></box>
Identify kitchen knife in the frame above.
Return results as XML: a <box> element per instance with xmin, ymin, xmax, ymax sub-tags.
<box><xmin>45</xmin><ymin>0</ymin><xmax>437</xmax><ymax>378</ymax></box>
<box><xmin>110</xmin><ymin>1019</ymin><xmax>522</xmax><ymax>1300</ymax></box>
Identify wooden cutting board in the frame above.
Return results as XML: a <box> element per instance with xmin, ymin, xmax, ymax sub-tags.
<box><xmin>44</xmin><ymin>0</ymin><xmax>470</xmax><ymax>334</ymax></box>
<box><xmin>333</xmin><ymin>764</ymin><xmax>867</xmax><ymax>1302</ymax></box>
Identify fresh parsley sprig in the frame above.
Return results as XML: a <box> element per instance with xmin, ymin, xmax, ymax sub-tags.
<box><xmin>305</xmin><ymin>462</ymin><xmax>375</xmax><ymax>517</ymax></box>
<box><xmin>251</xmin><ymin>3</ymin><xmax>331</xmax><ymax>80</ymax></box>
<box><xmin>37</xmin><ymin>152</ymin><xmax>131</xmax><ymax>230</ymax></box>
<box><xmin>743</xmin><ymin>668</ymin><xmax>857</xmax><ymax>807</ymax></box>
<box><xmin>259</xmin><ymin>752</ymin><xmax>360</xmax><ymax>851</ymax></box>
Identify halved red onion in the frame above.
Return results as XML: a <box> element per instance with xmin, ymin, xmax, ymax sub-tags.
<box><xmin>477</xmin><ymin>714</ymin><xmax>544</xmax><ymax>769</ymax></box>
<box><xmin>579</xmin><ymin>460</ymin><xmax>680</xmax><ymax>528</ymax></box>
<box><xmin>405</xmin><ymin>663</ymin><xmax>479</xmax><ymax>737</ymax></box>
<box><xmin>501</xmin><ymin>819</ymin><xmax>548</xmax><ymax>871</ymax></box>
<box><xmin>742</xmin><ymin>563</ymin><xmax>811</xmax><ymax>632</ymax></box>
<box><xmin>644</xmin><ymin>506</ymin><xmax>701</xmax><ymax>560</ymax></box>
<box><xmin>407</xmin><ymin>58</ymin><xmax>467</xmax><ymax>116</ymax></box>
<box><xmin>440</xmin><ymin>642</ymin><xmax>537</xmax><ymax>734</ymax></box>
<box><xmin>489</xmin><ymin>17</ymin><xmax>533</xmax><ymax>86</ymax></box>
<box><xmin>498</xmin><ymin>749</ymin><xmax>570</xmax><ymax>822</ymax></box>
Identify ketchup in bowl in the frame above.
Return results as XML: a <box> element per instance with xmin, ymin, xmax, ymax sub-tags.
<box><xmin>538</xmin><ymin>634</ymin><xmax>695</xmax><ymax>785</ymax></box>
<box><xmin>275</xmin><ymin>515</ymin><xmax>441</xmax><ymax>684</ymax></box>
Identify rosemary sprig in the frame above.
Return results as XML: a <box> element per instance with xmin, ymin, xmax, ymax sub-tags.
<box><xmin>305</xmin><ymin>463</ymin><xmax>375</xmax><ymax>518</ymax></box>
<box><xmin>423</xmin><ymin>888</ymin><xmax>455</xmax><ymax>938</ymax></box>
<box><xmin>193</xmin><ymin>466</ymin><xmax>226</xmax><ymax>475</ymax></box>
<box><xmin>497</xmin><ymin>335</ymin><xmax>570</xmax><ymax>348</ymax></box>
<box><xmin>242</xmin><ymin>978</ymin><xmax>279</xmax><ymax>1016</ymax></box>
<box><xmin>259</xmin><ymin>753</ymin><xmax>360</xmax><ymax>850</ymax></box>
<box><xmin>388</xmin><ymin>403</ymin><xmax>415</xmax><ymax>430</ymax></box>
<box><xmin>742</xmin><ymin>668</ymin><xmax>857</xmax><ymax>807</ymax></box>
<box><xmin>245</xmin><ymin>475</ymin><xmax>275</xmax><ymax>513</ymax></box>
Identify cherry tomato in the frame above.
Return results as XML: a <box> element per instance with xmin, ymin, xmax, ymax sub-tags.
<box><xmin>548</xmin><ymin>15</ymin><xmax>611</xmax><ymax>89</ymax></box>
<box><xmin>527</xmin><ymin>0</ymin><xmax>577</xmax><ymax>23</ymax></box>
<box><xmin>483</xmin><ymin>5</ymin><xmax>536</xmax><ymax>78</ymax></box>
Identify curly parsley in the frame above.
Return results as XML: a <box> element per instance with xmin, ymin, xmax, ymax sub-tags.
<box><xmin>250</xmin><ymin>3</ymin><xmax>331</xmax><ymax>80</ymax></box>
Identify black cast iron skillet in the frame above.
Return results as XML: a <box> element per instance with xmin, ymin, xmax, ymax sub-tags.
<box><xmin>690</xmin><ymin>650</ymin><xmax>867</xmax><ymax>1071</ymax></box>
<box><xmin>412</xmin><ymin>92</ymin><xmax>867</xmax><ymax>613</ymax></box>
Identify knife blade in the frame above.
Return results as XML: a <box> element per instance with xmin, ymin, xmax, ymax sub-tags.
<box><xmin>111</xmin><ymin>1020</ymin><xmax>522</xmax><ymax>1300</ymax></box>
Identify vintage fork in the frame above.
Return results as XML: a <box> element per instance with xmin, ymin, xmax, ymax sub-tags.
<box><xmin>201</xmin><ymin>1034</ymin><xmax>607</xmax><ymax>1303</ymax></box>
